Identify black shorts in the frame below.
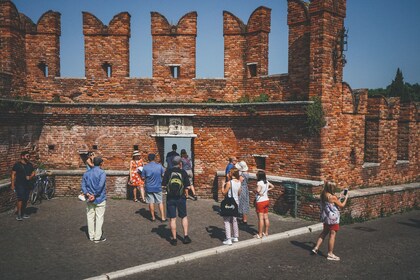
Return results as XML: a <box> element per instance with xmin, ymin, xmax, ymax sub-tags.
<box><xmin>166</xmin><ymin>197</ymin><xmax>187</xmax><ymax>219</ymax></box>
<box><xmin>15</xmin><ymin>185</ymin><xmax>30</xmax><ymax>201</ymax></box>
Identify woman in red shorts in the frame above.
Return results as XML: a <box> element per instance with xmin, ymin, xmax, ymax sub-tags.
<box><xmin>312</xmin><ymin>181</ymin><xmax>349</xmax><ymax>261</ymax></box>
<box><xmin>254</xmin><ymin>170</ymin><xmax>274</xmax><ymax>239</ymax></box>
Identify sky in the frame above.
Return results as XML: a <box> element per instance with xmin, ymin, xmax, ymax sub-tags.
<box><xmin>11</xmin><ymin>0</ymin><xmax>420</xmax><ymax>89</ymax></box>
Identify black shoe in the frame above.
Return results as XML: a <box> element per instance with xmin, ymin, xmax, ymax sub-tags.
<box><xmin>170</xmin><ymin>238</ymin><xmax>177</xmax><ymax>246</ymax></box>
<box><xmin>94</xmin><ymin>236</ymin><xmax>107</xmax><ymax>243</ymax></box>
<box><xmin>16</xmin><ymin>215</ymin><xmax>23</xmax><ymax>221</ymax></box>
<box><xmin>183</xmin><ymin>235</ymin><xmax>192</xmax><ymax>244</ymax></box>
<box><xmin>193</xmin><ymin>196</ymin><xmax>198</xmax><ymax>201</ymax></box>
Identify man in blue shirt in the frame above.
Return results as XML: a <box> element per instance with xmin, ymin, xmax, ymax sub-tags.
<box><xmin>142</xmin><ymin>153</ymin><xmax>166</xmax><ymax>222</ymax></box>
<box><xmin>225</xmin><ymin>156</ymin><xmax>237</xmax><ymax>180</ymax></box>
<box><xmin>81</xmin><ymin>157</ymin><xmax>107</xmax><ymax>243</ymax></box>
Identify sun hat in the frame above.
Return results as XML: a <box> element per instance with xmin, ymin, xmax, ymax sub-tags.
<box><xmin>132</xmin><ymin>150</ymin><xmax>141</xmax><ymax>157</ymax></box>
<box><xmin>235</xmin><ymin>161</ymin><xmax>249</xmax><ymax>172</ymax></box>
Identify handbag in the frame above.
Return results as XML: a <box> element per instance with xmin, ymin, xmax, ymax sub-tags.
<box><xmin>220</xmin><ymin>181</ymin><xmax>239</xmax><ymax>217</ymax></box>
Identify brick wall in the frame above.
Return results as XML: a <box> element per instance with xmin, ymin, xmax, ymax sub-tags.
<box><xmin>83</xmin><ymin>12</ymin><xmax>130</xmax><ymax>79</ymax></box>
<box><xmin>0</xmin><ymin>0</ymin><xmax>419</xmax><ymax>216</ymax></box>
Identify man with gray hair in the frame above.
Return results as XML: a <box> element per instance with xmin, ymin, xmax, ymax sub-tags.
<box><xmin>162</xmin><ymin>156</ymin><xmax>191</xmax><ymax>245</ymax></box>
<box><xmin>81</xmin><ymin>157</ymin><xmax>107</xmax><ymax>243</ymax></box>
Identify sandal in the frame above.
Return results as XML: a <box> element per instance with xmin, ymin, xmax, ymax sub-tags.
<box><xmin>311</xmin><ymin>248</ymin><xmax>318</xmax><ymax>255</ymax></box>
<box><xmin>253</xmin><ymin>234</ymin><xmax>262</xmax><ymax>239</ymax></box>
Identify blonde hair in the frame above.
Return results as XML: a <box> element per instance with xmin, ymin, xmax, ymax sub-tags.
<box><xmin>321</xmin><ymin>181</ymin><xmax>335</xmax><ymax>203</ymax></box>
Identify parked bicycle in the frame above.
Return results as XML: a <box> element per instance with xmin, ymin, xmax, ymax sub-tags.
<box><xmin>30</xmin><ymin>170</ymin><xmax>55</xmax><ymax>205</ymax></box>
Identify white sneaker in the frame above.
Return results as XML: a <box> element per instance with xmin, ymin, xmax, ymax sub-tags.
<box><xmin>78</xmin><ymin>194</ymin><xmax>86</xmax><ymax>201</ymax></box>
<box><xmin>327</xmin><ymin>253</ymin><xmax>340</xmax><ymax>261</ymax></box>
<box><xmin>223</xmin><ymin>239</ymin><xmax>232</xmax><ymax>245</ymax></box>
<box><xmin>232</xmin><ymin>237</ymin><xmax>239</xmax><ymax>242</ymax></box>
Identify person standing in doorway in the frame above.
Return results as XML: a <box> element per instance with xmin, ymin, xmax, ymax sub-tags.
<box><xmin>11</xmin><ymin>151</ymin><xmax>35</xmax><ymax>221</ymax></box>
<box><xmin>166</xmin><ymin>144</ymin><xmax>179</xmax><ymax>169</ymax></box>
<box><xmin>81</xmin><ymin>157</ymin><xmax>107</xmax><ymax>243</ymax></box>
<box><xmin>180</xmin><ymin>149</ymin><xmax>198</xmax><ymax>200</ymax></box>
<box><xmin>128</xmin><ymin>150</ymin><xmax>145</xmax><ymax>203</ymax></box>
<box><xmin>141</xmin><ymin>153</ymin><xmax>166</xmax><ymax>222</ymax></box>
<box><xmin>162</xmin><ymin>156</ymin><xmax>192</xmax><ymax>245</ymax></box>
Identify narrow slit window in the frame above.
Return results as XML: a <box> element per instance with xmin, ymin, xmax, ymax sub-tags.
<box><xmin>133</xmin><ymin>145</ymin><xmax>139</xmax><ymax>151</ymax></box>
<box><xmin>48</xmin><ymin>144</ymin><xmax>55</xmax><ymax>151</ymax></box>
<box><xmin>103</xmin><ymin>62</ymin><xmax>112</xmax><ymax>78</ymax></box>
<box><xmin>38</xmin><ymin>62</ymin><xmax>48</xmax><ymax>77</ymax></box>
<box><xmin>247</xmin><ymin>63</ymin><xmax>257</xmax><ymax>77</ymax></box>
<box><xmin>92</xmin><ymin>145</ymin><xmax>98</xmax><ymax>150</ymax></box>
<box><xmin>170</xmin><ymin>65</ymin><xmax>180</xmax><ymax>78</ymax></box>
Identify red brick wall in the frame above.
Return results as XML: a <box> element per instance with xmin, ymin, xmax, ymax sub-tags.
<box><xmin>151</xmin><ymin>11</ymin><xmax>197</xmax><ymax>79</ymax></box>
<box><xmin>0</xmin><ymin>1</ymin><xmax>27</xmax><ymax>97</ymax></box>
<box><xmin>0</xmin><ymin>0</ymin><xmax>419</xmax><ymax>210</ymax></box>
<box><xmin>83</xmin><ymin>12</ymin><xmax>130</xmax><ymax>79</ymax></box>
<box><xmin>287</xmin><ymin>0</ymin><xmax>310</xmax><ymax>100</ymax></box>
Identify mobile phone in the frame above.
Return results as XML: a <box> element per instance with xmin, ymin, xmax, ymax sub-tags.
<box><xmin>343</xmin><ymin>189</ymin><xmax>348</xmax><ymax>196</ymax></box>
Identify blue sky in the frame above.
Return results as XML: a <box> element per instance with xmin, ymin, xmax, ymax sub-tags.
<box><xmin>12</xmin><ymin>0</ymin><xmax>420</xmax><ymax>89</ymax></box>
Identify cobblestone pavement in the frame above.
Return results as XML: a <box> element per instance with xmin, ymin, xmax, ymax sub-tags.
<box><xmin>0</xmin><ymin>197</ymin><xmax>315</xmax><ymax>280</ymax></box>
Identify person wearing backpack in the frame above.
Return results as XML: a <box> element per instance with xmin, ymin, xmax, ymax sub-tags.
<box><xmin>141</xmin><ymin>153</ymin><xmax>166</xmax><ymax>222</ymax></box>
<box><xmin>311</xmin><ymin>181</ymin><xmax>349</xmax><ymax>261</ymax></box>
<box><xmin>162</xmin><ymin>156</ymin><xmax>191</xmax><ymax>246</ymax></box>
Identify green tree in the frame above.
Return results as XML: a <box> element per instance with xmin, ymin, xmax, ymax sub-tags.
<box><xmin>389</xmin><ymin>68</ymin><xmax>410</xmax><ymax>102</ymax></box>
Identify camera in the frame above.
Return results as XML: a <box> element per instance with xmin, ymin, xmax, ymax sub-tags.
<box><xmin>343</xmin><ymin>189</ymin><xmax>348</xmax><ymax>196</ymax></box>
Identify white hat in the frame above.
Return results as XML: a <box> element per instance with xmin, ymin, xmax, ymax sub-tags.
<box><xmin>132</xmin><ymin>150</ymin><xmax>141</xmax><ymax>157</ymax></box>
<box><xmin>235</xmin><ymin>161</ymin><xmax>248</xmax><ymax>172</ymax></box>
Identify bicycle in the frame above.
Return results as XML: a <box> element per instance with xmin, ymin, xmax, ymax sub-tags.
<box><xmin>30</xmin><ymin>170</ymin><xmax>55</xmax><ymax>205</ymax></box>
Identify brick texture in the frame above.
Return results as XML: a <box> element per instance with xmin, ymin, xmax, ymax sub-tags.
<box><xmin>0</xmin><ymin>0</ymin><xmax>419</xmax><ymax>216</ymax></box>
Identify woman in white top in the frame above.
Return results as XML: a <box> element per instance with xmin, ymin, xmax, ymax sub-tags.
<box><xmin>254</xmin><ymin>170</ymin><xmax>274</xmax><ymax>238</ymax></box>
<box><xmin>221</xmin><ymin>168</ymin><xmax>241</xmax><ymax>245</ymax></box>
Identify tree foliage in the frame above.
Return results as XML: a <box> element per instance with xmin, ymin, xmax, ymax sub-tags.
<box><xmin>368</xmin><ymin>68</ymin><xmax>420</xmax><ymax>102</ymax></box>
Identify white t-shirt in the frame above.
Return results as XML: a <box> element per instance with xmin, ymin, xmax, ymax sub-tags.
<box><xmin>256</xmin><ymin>180</ymin><xmax>269</xmax><ymax>203</ymax></box>
<box><xmin>227</xmin><ymin>179</ymin><xmax>241</xmax><ymax>205</ymax></box>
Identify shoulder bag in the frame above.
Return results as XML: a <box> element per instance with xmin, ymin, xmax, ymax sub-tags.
<box><xmin>220</xmin><ymin>181</ymin><xmax>239</xmax><ymax>217</ymax></box>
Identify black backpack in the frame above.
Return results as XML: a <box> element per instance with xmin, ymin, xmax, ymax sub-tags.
<box><xmin>167</xmin><ymin>171</ymin><xmax>184</xmax><ymax>198</ymax></box>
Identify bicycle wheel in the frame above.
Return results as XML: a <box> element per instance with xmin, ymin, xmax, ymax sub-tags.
<box><xmin>44</xmin><ymin>178</ymin><xmax>55</xmax><ymax>199</ymax></box>
<box><xmin>30</xmin><ymin>183</ymin><xmax>40</xmax><ymax>205</ymax></box>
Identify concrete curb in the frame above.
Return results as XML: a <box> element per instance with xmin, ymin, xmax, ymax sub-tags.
<box><xmin>84</xmin><ymin>222</ymin><xmax>323</xmax><ymax>280</ymax></box>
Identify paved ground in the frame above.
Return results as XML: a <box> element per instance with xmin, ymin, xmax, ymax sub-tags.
<box><xmin>127</xmin><ymin>209</ymin><xmax>420</xmax><ymax>280</ymax></box>
<box><xmin>0</xmin><ymin>197</ymin><xmax>315</xmax><ymax>280</ymax></box>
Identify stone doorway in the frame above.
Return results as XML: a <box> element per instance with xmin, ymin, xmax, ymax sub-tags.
<box><xmin>163</xmin><ymin>137</ymin><xmax>194</xmax><ymax>169</ymax></box>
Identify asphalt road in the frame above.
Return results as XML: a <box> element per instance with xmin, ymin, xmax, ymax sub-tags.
<box><xmin>125</xmin><ymin>209</ymin><xmax>420</xmax><ymax>280</ymax></box>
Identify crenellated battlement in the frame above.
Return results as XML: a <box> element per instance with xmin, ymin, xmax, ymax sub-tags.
<box><xmin>0</xmin><ymin>0</ymin><xmax>418</xmax><ymax>197</ymax></box>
